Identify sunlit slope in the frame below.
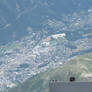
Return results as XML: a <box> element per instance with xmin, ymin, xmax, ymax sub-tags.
<box><xmin>8</xmin><ymin>53</ymin><xmax>92</xmax><ymax>92</ymax></box>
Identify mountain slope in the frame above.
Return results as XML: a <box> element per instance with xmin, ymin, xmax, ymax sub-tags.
<box><xmin>0</xmin><ymin>0</ymin><xmax>92</xmax><ymax>91</ymax></box>
<box><xmin>8</xmin><ymin>53</ymin><xmax>92</xmax><ymax>92</ymax></box>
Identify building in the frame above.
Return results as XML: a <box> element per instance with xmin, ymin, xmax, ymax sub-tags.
<box><xmin>49</xmin><ymin>78</ymin><xmax>92</xmax><ymax>92</ymax></box>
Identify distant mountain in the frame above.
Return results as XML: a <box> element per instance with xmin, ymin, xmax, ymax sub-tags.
<box><xmin>0</xmin><ymin>0</ymin><xmax>92</xmax><ymax>91</ymax></box>
<box><xmin>0</xmin><ymin>0</ymin><xmax>92</xmax><ymax>45</ymax></box>
<box><xmin>8</xmin><ymin>53</ymin><xmax>92</xmax><ymax>92</ymax></box>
